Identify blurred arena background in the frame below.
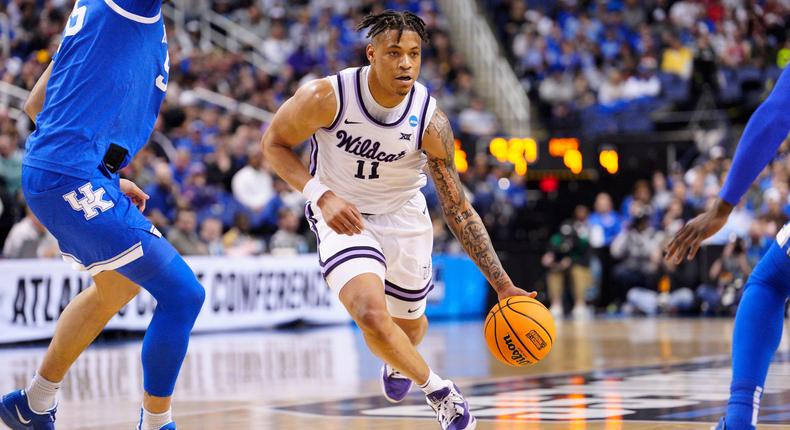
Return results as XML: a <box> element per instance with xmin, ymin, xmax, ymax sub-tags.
<box><xmin>1</xmin><ymin>1</ymin><xmax>790</xmax><ymax>429</ymax></box>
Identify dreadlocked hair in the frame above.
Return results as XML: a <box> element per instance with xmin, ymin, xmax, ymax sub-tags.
<box><xmin>356</xmin><ymin>10</ymin><xmax>429</xmax><ymax>43</ymax></box>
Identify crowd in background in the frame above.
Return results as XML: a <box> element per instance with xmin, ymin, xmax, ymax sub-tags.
<box><xmin>0</xmin><ymin>0</ymin><xmax>788</xmax><ymax>319</ymax></box>
<box><xmin>486</xmin><ymin>0</ymin><xmax>788</xmax><ymax>136</ymax></box>
<box><xmin>543</xmin><ymin>139</ymin><xmax>790</xmax><ymax>318</ymax></box>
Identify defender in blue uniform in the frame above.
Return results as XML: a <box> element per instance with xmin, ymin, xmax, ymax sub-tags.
<box><xmin>0</xmin><ymin>1</ymin><xmax>205</xmax><ymax>429</ymax></box>
<box><xmin>666</xmin><ymin>66</ymin><xmax>790</xmax><ymax>430</ymax></box>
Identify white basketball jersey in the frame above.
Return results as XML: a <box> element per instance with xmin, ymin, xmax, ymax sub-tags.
<box><xmin>309</xmin><ymin>66</ymin><xmax>437</xmax><ymax>214</ymax></box>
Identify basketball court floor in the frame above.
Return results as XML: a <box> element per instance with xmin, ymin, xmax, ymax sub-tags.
<box><xmin>2</xmin><ymin>318</ymin><xmax>790</xmax><ymax>429</ymax></box>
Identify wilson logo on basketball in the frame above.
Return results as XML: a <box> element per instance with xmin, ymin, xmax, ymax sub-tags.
<box><xmin>503</xmin><ymin>334</ymin><xmax>529</xmax><ymax>365</ymax></box>
<box><xmin>527</xmin><ymin>330</ymin><xmax>547</xmax><ymax>350</ymax></box>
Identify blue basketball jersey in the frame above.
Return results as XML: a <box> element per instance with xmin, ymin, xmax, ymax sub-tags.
<box><xmin>24</xmin><ymin>0</ymin><xmax>168</xmax><ymax>178</ymax></box>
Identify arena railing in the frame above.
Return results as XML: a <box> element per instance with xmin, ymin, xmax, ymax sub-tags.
<box><xmin>435</xmin><ymin>0</ymin><xmax>531</xmax><ymax>136</ymax></box>
<box><xmin>162</xmin><ymin>0</ymin><xmax>272</xmax><ymax>74</ymax></box>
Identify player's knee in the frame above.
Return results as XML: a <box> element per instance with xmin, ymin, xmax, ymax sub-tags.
<box><xmin>182</xmin><ymin>281</ymin><xmax>206</xmax><ymax>320</ymax></box>
<box><xmin>354</xmin><ymin>307</ymin><xmax>393</xmax><ymax>338</ymax></box>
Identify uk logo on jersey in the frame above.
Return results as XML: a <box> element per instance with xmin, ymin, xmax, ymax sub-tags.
<box><xmin>63</xmin><ymin>183</ymin><xmax>115</xmax><ymax>220</ymax></box>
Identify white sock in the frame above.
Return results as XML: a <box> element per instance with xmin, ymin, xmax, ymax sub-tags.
<box><xmin>418</xmin><ymin>370</ymin><xmax>446</xmax><ymax>394</ymax></box>
<box><xmin>141</xmin><ymin>408</ymin><xmax>172</xmax><ymax>430</ymax></box>
<box><xmin>26</xmin><ymin>373</ymin><xmax>60</xmax><ymax>413</ymax></box>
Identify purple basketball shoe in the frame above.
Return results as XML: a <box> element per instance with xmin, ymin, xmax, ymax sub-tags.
<box><xmin>425</xmin><ymin>381</ymin><xmax>476</xmax><ymax>430</ymax></box>
<box><xmin>381</xmin><ymin>364</ymin><xmax>413</xmax><ymax>403</ymax></box>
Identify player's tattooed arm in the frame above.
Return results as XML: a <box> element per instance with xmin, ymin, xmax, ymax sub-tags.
<box><xmin>423</xmin><ymin>109</ymin><xmax>515</xmax><ymax>294</ymax></box>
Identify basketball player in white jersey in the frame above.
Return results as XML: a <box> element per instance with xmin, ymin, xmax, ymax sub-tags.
<box><xmin>262</xmin><ymin>10</ymin><xmax>534</xmax><ymax>430</ymax></box>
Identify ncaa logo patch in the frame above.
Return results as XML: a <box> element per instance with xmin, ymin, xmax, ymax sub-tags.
<box><xmin>409</xmin><ymin>115</ymin><xmax>418</xmax><ymax>128</ymax></box>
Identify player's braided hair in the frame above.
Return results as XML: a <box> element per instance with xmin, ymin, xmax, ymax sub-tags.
<box><xmin>356</xmin><ymin>10</ymin><xmax>429</xmax><ymax>43</ymax></box>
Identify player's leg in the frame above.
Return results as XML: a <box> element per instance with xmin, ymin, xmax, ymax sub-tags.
<box><xmin>0</xmin><ymin>275</ymin><xmax>139</xmax><ymax>430</ymax></box>
<box><xmin>36</xmin><ymin>273</ymin><xmax>139</xmax><ymax>405</ymax></box>
<box><xmin>393</xmin><ymin>315</ymin><xmax>428</xmax><ymax>346</ymax></box>
<box><xmin>340</xmin><ymin>274</ymin><xmax>431</xmax><ymax>383</ymax></box>
<box><xmin>114</xmin><ymin>236</ymin><xmax>205</xmax><ymax>429</ymax></box>
<box><xmin>719</xmin><ymin>241</ymin><xmax>790</xmax><ymax>430</ymax></box>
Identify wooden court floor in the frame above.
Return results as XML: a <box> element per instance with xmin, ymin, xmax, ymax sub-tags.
<box><xmin>2</xmin><ymin>318</ymin><xmax>790</xmax><ymax>429</ymax></box>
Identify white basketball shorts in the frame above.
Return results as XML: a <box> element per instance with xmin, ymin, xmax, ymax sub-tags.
<box><xmin>305</xmin><ymin>192</ymin><xmax>434</xmax><ymax>319</ymax></box>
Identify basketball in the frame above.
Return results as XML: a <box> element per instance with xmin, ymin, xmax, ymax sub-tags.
<box><xmin>484</xmin><ymin>296</ymin><xmax>556</xmax><ymax>367</ymax></box>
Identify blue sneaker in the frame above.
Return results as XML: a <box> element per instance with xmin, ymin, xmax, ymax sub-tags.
<box><xmin>136</xmin><ymin>409</ymin><xmax>176</xmax><ymax>430</ymax></box>
<box><xmin>712</xmin><ymin>417</ymin><xmax>726</xmax><ymax>430</ymax></box>
<box><xmin>381</xmin><ymin>364</ymin><xmax>412</xmax><ymax>403</ymax></box>
<box><xmin>425</xmin><ymin>381</ymin><xmax>476</xmax><ymax>430</ymax></box>
<box><xmin>0</xmin><ymin>390</ymin><xmax>56</xmax><ymax>430</ymax></box>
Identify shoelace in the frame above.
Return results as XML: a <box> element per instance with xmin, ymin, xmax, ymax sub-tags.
<box><xmin>431</xmin><ymin>390</ymin><xmax>465</xmax><ymax>428</ymax></box>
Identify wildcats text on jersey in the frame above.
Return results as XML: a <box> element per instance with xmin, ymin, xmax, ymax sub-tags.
<box><xmin>334</xmin><ymin>130</ymin><xmax>407</xmax><ymax>163</ymax></box>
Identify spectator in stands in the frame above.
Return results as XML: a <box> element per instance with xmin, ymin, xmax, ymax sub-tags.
<box><xmin>223</xmin><ymin>212</ymin><xmax>266</xmax><ymax>256</ymax></box>
<box><xmin>167</xmin><ymin>209</ymin><xmax>208</xmax><ymax>256</ymax></box>
<box><xmin>661</xmin><ymin>34</ymin><xmax>692</xmax><ymax>79</ymax></box>
<box><xmin>651</xmin><ymin>171</ymin><xmax>673</xmax><ymax>212</ymax></box>
<box><xmin>181</xmin><ymin>164</ymin><xmax>220</xmax><ymax>214</ymax></box>
<box><xmin>144</xmin><ymin>161</ymin><xmax>181</xmax><ymax>225</ymax></box>
<box><xmin>621</xmin><ymin>180</ymin><xmax>653</xmax><ymax>221</ymax></box>
<box><xmin>262</xmin><ymin>20</ymin><xmax>296</xmax><ymax>72</ymax></box>
<box><xmin>200</xmin><ymin>217</ymin><xmax>225</xmax><ymax>256</ymax></box>
<box><xmin>458</xmin><ymin>98</ymin><xmax>499</xmax><ymax>145</ymax></box>
<box><xmin>588</xmin><ymin>192</ymin><xmax>622</xmax><ymax>310</ymax></box>
<box><xmin>623</xmin><ymin>59</ymin><xmax>661</xmax><ymax>100</ymax></box>
<box><xmin>698</xmin><ymin>237</ymin><xmax>752</xmax><ymax>315</ymax></box>
<box><xmin>0</xmin><ymin>134</ymin><xmax>22</xmax><ymax>199</ymax></box>
<box><xmin>598</xmin><ymin>69</ymin><xmax>627</xmax><ymax>107</ymax></box>
<box><xmin>610</xmin><ymin>209</ymin><xmax>665</xmax><ymax>309</ymax></box>
<box><xmin>2</xmin><ymin>207</ymin><xmax>58</xmax><ymax>259</ymax></box>
<box><xmin>171</xmin><ymin>147</ymin><xmax>194</xmax><ymax>186</ymax></box>
<box><xmin>232</xmin><ymin>147</ymin><xmax>274</xmax><ymax>214</ymax></box>
<box><xmin>623</xmin><ymin>0</ymin><xmax>646</xmax><ymax>29</ymax></box>
<box><xmin>589</xmin><ymin>192</ymin><xmax>623</xmax><ymax>248</ymax></box>
<box><xmin>542</xmin><ymin>214</ymin><xmax>592</xmax><ymax>319</ymax></box>
<box><xmin>204</xmin><ymin>144</ymin><xmax>239</xmax><ymax>191</ymax></box>
<box><xmin>269</xmin><ymin>208</ymin><xmax>308</xmax><ymax>255</ymax></box>
<box><xmin>538</xmin><ymin>66</ymin><xmax>574</xmax><ymax>106</ymax></box>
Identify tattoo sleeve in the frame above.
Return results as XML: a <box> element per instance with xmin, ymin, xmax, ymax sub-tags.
<box><xmin>425</xmin><ymin>110</ymin><xmax>514</xmax><ymax>292</ymax></box>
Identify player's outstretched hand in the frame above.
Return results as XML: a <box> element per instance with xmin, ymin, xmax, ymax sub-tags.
<box><xmin>497</xmin><ymin>285</ymin><xmax>538</xmax><ymax>302</ymax></box>
<box><xmin>317</xmin><ymin>191</ymin><xmax>364</xmax><ymax>236</ymax></box>
<box><xmin>120</xmin><ymin>178</ymin><xmax>149</xmax><ymax>212</ymax></box>
<box><xmin>665</xmin><ymin>198</ymin><xmax>733</xmax><ymax>264</ymax></box>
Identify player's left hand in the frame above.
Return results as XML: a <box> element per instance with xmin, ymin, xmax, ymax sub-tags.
<box><xmin>120</xmin><ymin>179</ymin><xmax>149</xmax><ymax>212</ymax></box>
<box><xmin>665</xmin><ymin>198</ymin><xmax>733</xmax><ymax>264</ymax></box>
<box><xmin>497</xmin><ymin>285</ymin><xmax>537</xmax><ymax>301</ymax></box>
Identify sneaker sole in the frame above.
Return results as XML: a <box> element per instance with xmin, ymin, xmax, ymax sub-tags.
<box><xmin>380</xmin><ymin>366</ymin><xmax>411</xmax><ymax>404</ymax></box>
<box><xmin>465</xmin><ymin>416</ymin><xmax>477</xmax><ymax>430</ymax></box>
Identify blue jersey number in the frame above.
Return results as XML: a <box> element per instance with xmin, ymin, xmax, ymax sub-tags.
<box><xmin>64</xmin><ymin>1</ymin><xmax>87</xmax><ymax>37</ymax></box>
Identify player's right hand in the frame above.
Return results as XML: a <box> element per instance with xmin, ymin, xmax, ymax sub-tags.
<box><xmin>120</xmin><ymin>178</ymin><xmax>149</xmax><ymax>213</ymax></box>
<box><xmin>664</xmin><ymin>198</ymin><xmax>733</xmax><ymax>264</ymax></box>
<box><xmin>317</xmin><ymin>192</ymin><xmax>364</xmax><ymax>236</ymax></box>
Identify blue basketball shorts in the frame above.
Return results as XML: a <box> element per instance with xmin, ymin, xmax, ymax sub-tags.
<box><xmin>21</xmin><ymin>165</ymin><xmax>174</xmax><ymax>276</ymax></box>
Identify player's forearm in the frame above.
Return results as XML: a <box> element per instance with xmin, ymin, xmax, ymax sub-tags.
<box><xmin>261</xmin><ymin>140</ymin><xmax>312</xmax><ymax>193</ymax></box>
<box><xmin>720</xmin><ymin>67</ymin><xmax>790</xmax><ymax>205</ymax></box>
<box><xmin>442</xmin><ymin>200</ymin><xmax>515</xmax><ymax>293</ymax></box>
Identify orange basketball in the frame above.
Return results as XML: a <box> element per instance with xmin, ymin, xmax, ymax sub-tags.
<box><xmin>483</xmin><ymin>296</ymin><xmax>556</xmax><ymax>366</ymax></box>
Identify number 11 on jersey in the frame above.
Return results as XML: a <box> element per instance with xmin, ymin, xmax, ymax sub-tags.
<box><xmin>355</xmin><ymin>160</ymin><xmax>380</xmax><ymax>179</ymax></box>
